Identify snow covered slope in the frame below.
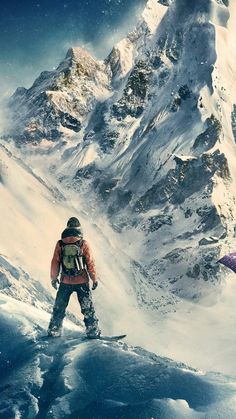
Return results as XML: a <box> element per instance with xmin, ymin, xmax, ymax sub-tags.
<box><xmin>1</xmin><ymin>293</ymin><xmax>236</xmax><ymax>419</ymax></box>
<box><xmin>0</xmin><ymin>142</ymin><xmax>84</xmax><ymax>324</ymax></box>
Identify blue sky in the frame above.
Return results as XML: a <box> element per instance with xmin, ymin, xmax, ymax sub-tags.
<box><xmin>0</xmin><ymin>0</ymin><xmax>146</xmax><ymax>98</ymax></box>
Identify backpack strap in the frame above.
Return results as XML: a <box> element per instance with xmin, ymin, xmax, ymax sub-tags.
<box><xmin>59</xmin><ymin>239</ymin><xmax>82</xmax><ymax>250</ymax></box>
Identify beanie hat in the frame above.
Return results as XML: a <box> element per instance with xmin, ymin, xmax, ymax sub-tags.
<box><xmin>67</xmin><ymin>217</ymin><xmax>81</xmax><ymax>228</ymax></box>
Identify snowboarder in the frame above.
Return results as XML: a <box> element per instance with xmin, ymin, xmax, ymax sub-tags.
<box><xmin>47</xmin><ymin>216</ymin><xmax>101</xmax><ymax>338</ymax></box>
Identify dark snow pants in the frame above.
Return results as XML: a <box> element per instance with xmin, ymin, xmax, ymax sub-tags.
<box><xmin>48</xmin><ymin>283</ymin><xmax>100</xmax><ymax>337</ymax></box>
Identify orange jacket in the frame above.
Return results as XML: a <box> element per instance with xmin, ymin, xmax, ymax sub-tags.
<box><xmin>50</xmin><ymin>236</ymin><xmax>97</xmax><ymax>285</ymax></box>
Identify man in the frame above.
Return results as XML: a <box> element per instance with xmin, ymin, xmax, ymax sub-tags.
<box><xmin>47</xmin><ymin>216</ymin><xmax>101</xmax><ymax>338</ymax></box>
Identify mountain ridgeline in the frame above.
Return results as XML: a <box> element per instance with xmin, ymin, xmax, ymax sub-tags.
<box><xmin>7</xmin><ymin>0</ymin><xmax>236</xmax><ymax>305</ymax></box>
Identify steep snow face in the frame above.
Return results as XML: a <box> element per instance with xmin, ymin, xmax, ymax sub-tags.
<box><xmin>0</xmin><ymin>143</ymin><xmax>71</xmax><ymax>282</ymax></box>
<box><xmin>106</xmin><ymin>0</ymin><xmax>168</xmax><ymax>83</ymax></box>
<box><xmin>69</xmin><ymin>0</ymin><xmax>236</xmax><ymax>302</ymax></box>
<box><xmin>142</xmin><ymin>0</ymin><xmax>169</xmax><ymax>33</ymax></box>
<box><xmin>7</xmin><ymin>47</ymin><xmax>111</xmax><ymax>143</ymax></box>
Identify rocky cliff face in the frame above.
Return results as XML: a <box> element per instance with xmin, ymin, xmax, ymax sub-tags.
<box><xmin>6</xmin><ymin>0</ymin><xmax>236</xmax><ymax>305</ymax></box>
<box><xmin>8</xmin><ymin>47</ymin><xmax>111</xmax><ymax>143</ymax></box>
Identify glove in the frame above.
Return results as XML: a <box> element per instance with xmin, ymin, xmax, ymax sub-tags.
<box><xmin>51</xmin><ymin>279</ymin><xmax>59</xmax><ymax>290</ymax></box>
<box><xmin>92</xmin><ymin>281</ymin><xmax>98</xmax><ymax>290</ymax></box>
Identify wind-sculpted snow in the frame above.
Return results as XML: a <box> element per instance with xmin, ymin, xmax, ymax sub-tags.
<box><xmin>0</xmin><ymin>294</ymin><xmax>236</xmax><ymax>419</ymax></box>
<box><xmin>0</xmin><ymin>254</ymin><xmax>53</xmax><ymax>310</ymax></box>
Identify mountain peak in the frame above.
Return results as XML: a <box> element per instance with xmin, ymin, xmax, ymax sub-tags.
<box><xmin>66</xmin><ymin>47</ymin><xmax>96</xmax><ymax>63</ymax></box>
<box><xmin>141</xmin><ymin>0</ymin><xmax>169</xmax><ymax>34</ymax></box>
<box><xmin>59</xmin><ymin>46</ymin><xmax>103</xmax><ymax>78</ymax></box>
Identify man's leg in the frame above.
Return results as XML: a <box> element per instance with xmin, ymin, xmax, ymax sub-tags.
<box><xmin>48</xmin><ymin>283</ymin><xmax>72</xmax><ymax>336</ymax></box>
<box><xmin>76</xmin><ymin>284</ymin><xmax>101</xmax><ymax>338</ymax></box>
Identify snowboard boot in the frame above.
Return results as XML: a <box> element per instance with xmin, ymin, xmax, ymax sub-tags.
<box><xmin>86</xmin><ymin>326</ymin><xmax>101</xmax><ymax>339</ymax></box>
<box><xmin>47</xmin><ymin>328</ymin><xmax>62</xmax><ymax>337</ymax></box>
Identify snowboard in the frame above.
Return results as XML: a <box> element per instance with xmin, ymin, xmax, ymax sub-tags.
<box><xmin>85</xmin><ymin>334</ymin><xmax>127</xmax><ymax>342</ymax></box>
<box><xmin>39</xmin><ymin>333</ymin><xmax>127</xmax><ymax>342</ymax></box>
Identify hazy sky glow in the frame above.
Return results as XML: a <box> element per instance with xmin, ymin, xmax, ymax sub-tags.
<box><xmin>0</xmin><ymin>0</ymin><xmax>146</xmax><ymax>98</ymax></box>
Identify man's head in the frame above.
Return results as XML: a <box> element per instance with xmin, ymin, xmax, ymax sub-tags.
<box><xmin>67</xmin><ymin>217</ymin><xmax>81</xmax><ymax>228</ymax></box>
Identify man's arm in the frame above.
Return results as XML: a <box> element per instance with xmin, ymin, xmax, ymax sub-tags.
<box><xmin>83</xmin><ymin>241</ymin><xmax>97</xmax><ymax>284</ymax></box>
<box><xmin>50</xmin><ymin>241</ymin><xmax>61</xmax><ymax>281</ymax></box>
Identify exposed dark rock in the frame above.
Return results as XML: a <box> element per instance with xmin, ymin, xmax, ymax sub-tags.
<box><xmin>0</xmin><ymin>162</ymin><xmax>5</xmax><ymax>184</ymax></box>
<box><xmin>201</xmin><ymin>249</ymin><xmax>220</xmax><ymax>281</ymax></box>
<box><xmin>170</xmin><ymin>95</ymin><xmax>182</xmax><ymax>112</ymax></box>
<box><xmin>170</xmin><ymin>85</ymin><xmax>192</xmax><ymax>112</ymax></box>
<box><xmin>134</xmin><ymin>150</ymin><xmax>230</xmax><ymax>212</ymax></box>
<box><xmin>167</xmin><ymin>247</ymin><xmax>221</xmax><ymax>294</ymax></box>
<box><xmin>100</xmin><ymin>131</ymin><xmax>119</xmax><ymax>153</ymax></box>
<box><xmin>142</xmin><ymin>214</ymin><xmax>173</xmax><ymax>233</ymax></box>
<box><xmin>59</xmin><ymin>112</ymin><xmax>81</xmax><ymax>132</ymax></box>
<box><xmin>177</xmin><ymin>230</ymin><xmax>198</xmax><ymax>240</ymax></box>
<box><xmin>231</xmin><ymin>105</ymin><xmax>236</xmax><ymax>142</ymax></box>
<box><xmin>178</xmin><ymin>85</ymin><xmax>191</xmax><ymax>100</ymax></box>
<box><xmin>199</xmin><ymin>237</ymin><xmax>219</xmax><ymax>246</ymax></box>
<box><xmin>196</xmin><ymin>206</ymin><xmax>221</xmax><ymax>232</ymax></box>
<box><xmin>0</xmin><ymin>272</ymin><xmax>11</xmax><ymax>289</ymax></box>
<box><xmin>112</xmin><ymin>60</ymin><xmax>152</xmax><ymax>119</ymax></box>
<box><xmin>220</xmin><ymin>231</ymin><xmax>227</xmax><ymax>239</ymax></box>
<box><xmin>185</xmin><ymin>209</ymin><xmax>193</xmax><ymax>218</ymax></box>
<box><xmin>75</xmin><ymin>163</ymin><xmax>102</xmax><ymax>180</ymax></box>
<box><xmin>158</xmin><ymin>68</ymin><xmax>171</xmax><ymax>87</ymax></box>
<box><xmin>186</xmin><ymin>264</ymin><xmax>200</xmax><ymax>278</ymax></box>
<box><xmin>163</xmin><ymin>248</ymin><xmax>184</xmax><ymax>263</ymax></box>
<box><xmin>152</xmin><ymin>56</ymin><xmax>163</xmax><ymax>70</ymax></box>
<box><xmin>193</xmin><ymin>115</ymin><xmax>222</xmax><ymax>152</ymax></box>
<box><xmin>158</xmin><ymin>0</ymin><xmax>173</xmax><ymax>5</ymax></box>
<box><xmin>83</xmin><ymin>131</ymin><xmax>95</xmax><ymax>142</ymax></box>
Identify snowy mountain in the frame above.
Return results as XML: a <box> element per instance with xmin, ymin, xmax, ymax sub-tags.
<box><xmin>6</xmin><ymin>0</ymin><xmax>236</xmax><ymax>306</ymax></box>
<box><xmin>2</xmin><ymin>0</ymin><xmax>236</xmax><ymax>416</ymax></box>
<box><xmin>7</xmin><ymin>47</ymin><xmax>111</xmax><ymax>143</ymax></box>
